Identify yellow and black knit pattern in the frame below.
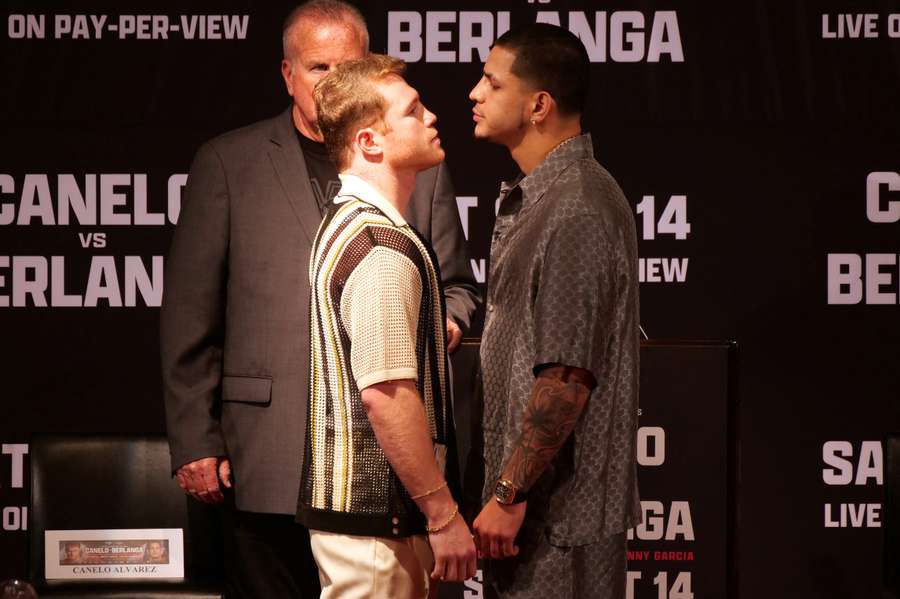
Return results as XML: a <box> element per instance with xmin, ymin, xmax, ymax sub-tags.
<box><xmin>298</xmin><ymin>195</ymin><xmax>449</xmax><ymax>538</ymax></box>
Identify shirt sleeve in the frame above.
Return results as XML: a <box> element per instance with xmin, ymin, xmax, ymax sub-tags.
<box><xmin>532</xmin><ymin>212</ymin><xmax>619</xmax><ymax>380</ymax></box>
<box><xmin>340</xmin><ymin>244</ymin><xmax>423</xmax><ymax>390</ymax></box>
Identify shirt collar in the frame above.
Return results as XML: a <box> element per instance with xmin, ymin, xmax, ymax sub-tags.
<box><xmin>335</xmin><ymin>173</ymin><xmax>407</xmax><ymax>227</ymax></box>
<box><xmin>504</xmin><ymin>133</ymin><xmax>594</xmax><ymax>208</ymax></box>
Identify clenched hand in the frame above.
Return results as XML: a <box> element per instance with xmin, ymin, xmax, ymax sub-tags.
<box><xmin>175</xmin><ymin>456</ymin><xmax>231</xmax><ymax>503</ymax></box>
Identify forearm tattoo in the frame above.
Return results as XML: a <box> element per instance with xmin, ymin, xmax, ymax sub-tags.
<box><xmin>502</xmin><ymin>365</ymin><xmax>595</xmax><ymax>491</ymax></box>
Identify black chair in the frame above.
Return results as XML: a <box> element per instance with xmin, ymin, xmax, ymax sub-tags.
<box><xmin>887</xmin><ymin>434</ymin><xmax>900</xmax><ymax>599</ymax></box>
<box><xmin>28</xmin><ymin>434</ymin><xmax>225</xmax><ymax>598</ymax></box>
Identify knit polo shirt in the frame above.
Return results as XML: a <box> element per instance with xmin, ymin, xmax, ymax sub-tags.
<box><xmin>298</xmin><ymin>174</ymin><xmax>450</xmax><ymax>538</ymax></box>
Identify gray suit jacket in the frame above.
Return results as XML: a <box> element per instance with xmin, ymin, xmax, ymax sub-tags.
<box><xmin>161</xmin><ymin>109</ymin><xmax>479</xmax><ymax>515</ymax></box>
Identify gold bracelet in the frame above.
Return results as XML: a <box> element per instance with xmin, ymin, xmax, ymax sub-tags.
<box><xmin>411</xmin><ymin>480</ymin><xmax>447</xmax><ymax>500</ymax></box>
<box><xmin>425</xmin><ymin>503</ymin><xmax>459</xmax><ymax>534</ymax></box>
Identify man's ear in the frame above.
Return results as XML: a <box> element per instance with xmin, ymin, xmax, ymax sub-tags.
<box><xmin>355</xmin><ymin>127</ymin><xmax>383</xmax><ymax>160</ymax></box>
<box><xmin>529</xmin><ymin>91</ymin><xmax>554</xmax><ymax>126</ymax></box>
<box><xmin>281</xmin><ymin>59</ymin><xmax>294</xmax><ymax>96</ymax></box>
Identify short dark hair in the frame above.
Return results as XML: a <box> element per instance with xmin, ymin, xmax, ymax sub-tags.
<box><xmin>494</xmin><ymin>23</ymin><xmax>589</xmax><ymax>116</ymax></box>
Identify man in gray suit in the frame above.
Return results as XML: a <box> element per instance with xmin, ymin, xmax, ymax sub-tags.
<box><xmin>160</xmin><ymin>2</ymin><xmax>478</xmax><ymax>597</ymax></box>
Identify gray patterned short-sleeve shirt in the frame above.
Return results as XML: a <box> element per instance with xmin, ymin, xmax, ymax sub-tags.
<box><xmin>480</xmin><ymin>134</ymin><xmax>641</xmax><ymax>545</ymax></box>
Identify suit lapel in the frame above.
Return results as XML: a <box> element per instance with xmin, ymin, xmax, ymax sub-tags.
<box><xmin>268</xmin><ymin>109</ymin><xmax>321</xmax><ymax>244</ymax></box>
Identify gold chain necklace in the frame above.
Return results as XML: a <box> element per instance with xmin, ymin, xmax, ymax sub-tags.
<box><xmin>549</xmin><ymin>134</ymin><xmax>579</xmax><ymax>154</ymax></box>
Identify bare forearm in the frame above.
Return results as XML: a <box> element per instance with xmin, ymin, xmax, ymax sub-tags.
<box><xmin>363</xmin><ymin>379</ymin><xmax>476</xmax><ymax>579</ymax></box>
<box><xmin>361</xmin><ymin>380</ymin><xmax>452</xmax><ymax>519</ymax></box>
<box><xmin>501</xmin><ymin>365</ymin><xmax>595</xmax><ymax>491</ymax></box>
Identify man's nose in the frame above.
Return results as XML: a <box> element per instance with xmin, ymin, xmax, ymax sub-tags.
<box><xmin>469</xmin><ymin>79</ymin><xmax>486</xmax><ymax>102</ymax></box>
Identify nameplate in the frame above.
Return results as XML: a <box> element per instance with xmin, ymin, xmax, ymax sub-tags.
<box><xmin>45</xmin><ymin>528</ymin><xmax>184</xmax><ymax>579</ymax></box>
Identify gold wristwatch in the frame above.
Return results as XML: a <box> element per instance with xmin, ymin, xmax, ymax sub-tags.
<box><xmin>493</xmin><ymin>478</ymin><xmax>528</xmax><ymax>505</ymax></box>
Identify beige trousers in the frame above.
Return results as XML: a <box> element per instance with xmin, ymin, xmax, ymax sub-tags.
<box><xmin>309</xmin><ymin>530</ymin><xmax>436</xmax><ymax>599</ymax></box>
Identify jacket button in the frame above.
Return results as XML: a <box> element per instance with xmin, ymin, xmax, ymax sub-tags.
<box><xmin>392</xmin><ymin>517</ymin><xmax>400</xmax><ymax>525</ymax></box>
<box><xmin>392</xmin><ymin>528</ymin><xmax>400</xmax><ymax>536</ymax></box>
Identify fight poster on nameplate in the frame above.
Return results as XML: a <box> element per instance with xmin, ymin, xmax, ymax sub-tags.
<box><xmin>45</xmin><ymin>529</ymin><xmax>184</xmax><ymax>580</ymax></box>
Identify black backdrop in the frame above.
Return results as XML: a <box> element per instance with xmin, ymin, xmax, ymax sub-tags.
<box><xmin>1</xmin><ymin>1</ymin><xmax>899</xmax><ymax>597</ymax></box>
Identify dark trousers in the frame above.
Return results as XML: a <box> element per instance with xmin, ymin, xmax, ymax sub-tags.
<box><xmin>221</xmin><ymin>501</ymin><xmax>321</xmax><ymax>599</ymax></box>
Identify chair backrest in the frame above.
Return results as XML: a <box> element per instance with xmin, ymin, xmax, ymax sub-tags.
<box><xmin>887</xmin><ymin>433</ymin><xmax>900</xmax><ymax>597</ymax></box>
<box><xmin>28</xmin><ymin>433</ymin><xmax>223</xmax><ymax>585</ymax></box>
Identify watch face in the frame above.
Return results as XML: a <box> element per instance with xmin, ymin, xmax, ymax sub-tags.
<box><xmin>494</xmin><ymin>480</ymin><xmax>515</xmax><ymax>504</ymax></box>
